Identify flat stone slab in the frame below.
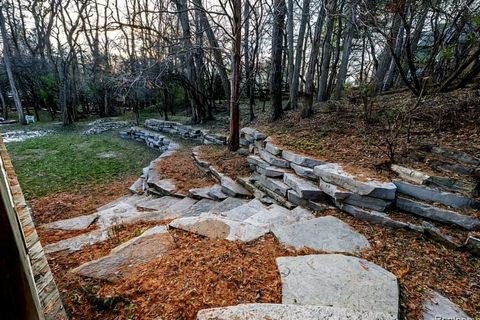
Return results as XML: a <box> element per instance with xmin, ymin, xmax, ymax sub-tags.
<box><xmin>43</xmin><ymin>214</ymin><xmax>98</xmax><ymax>231</ymax></box>
<box><xmin>96</xmin><ymin>203</ymin><xmax>145</xmax><ymax>229</ymax></box>
<box><xmin>163</xmin><ymin>197</ymin><xmax>198</xmax><ymax>218</ymax></box>
<box><xmin>391</xmin><ymin>164</ymin><xmax>430</xmax><ymax>184</ymax></box>
<box><xmin>265</xmin><ymin>141</ymin><xmax>282</xmax><ymax>155</ymax></box>
<box><xmin>422</xmin><ymin>290</ymin><xmax>472</xmax><ymax>320</ymax></box>
<box><xmin>129</xmin><ymin>177</ymin><xmax>145</xmax><ymax>194</ymax></box>
<box><xmin>214</xmin><ymin>199</ymin><xmax>266</xmax><ymax>222</ymax></box>
<box><xmin>206</xmin><ymin>185</ymin><xmax>229</xmax><ymax>200</ymax></box>
<box><xmin>396</xmin><ymin>197</ymin><xmax>480</xmax><ymax>230</ymax></box>
<box><xmin>243</xmin><ymin>204</ymin><xmax>310</xmax><ymax>229</ymax></box>
<box><xmin>314</xmin><ymin>164</ymin><xmax>396</xmax><ymax>200</ymax></box>
<box><xmin>283</xmin><ymin>173</ymin><xmax>324</xmax><ymax>200</ymax></box>
<box><xmin>169</xmin><ymin>216</ymin><xmax>268</xmax><ymax>242</ymax></box>
<box><xmin>210</xmin><ymin>197</ymin><xmax>250</xmax><ymax>213</ymax></box>
<box><xmin>149</xmin><ymin>178</ymin><xmax>176</xmax><ymax>195</ymax></box>
<box><xmin>272</xmin><ymin>216</ymin><xmax>370</xmax><ymax>253</ymax></box>
<box><xmin>258</xmin><ymin>149</ymin><xmax>290</xmax><ymax>168</ymax></box>
<box><xmin>183</xmin><ymin>198</ymin><xmax>218</xmax><ymax>217</ymax></box>
<box><xmin>290</xmin><ymin>163</ymin><xmax>318</xmax><ymax>180</ymax></box>
<box><xmin>189</xmin><ymin>185</ymin><xmax>219</xmax><ymax>200</ymax></box>
<box><xmin>136</xmin><ymin>196</ymin><xmax>181</xmax><ymax>211</ymax></box>
<box><xmin>220</xmin><ymin>175</ymin><xmax>252</xmax><ymax>198</ymax></box>
<box><xmin>281</xmin><ymin>150</ymin><xmax>325</xmax><ymax>168</ymax></box>
<box><xmin>277</xmin><ymin>254</ymin><xmax>399</xmax><ymax>318</ymax></box>
<box><xmin>73</xmin><ymin>226</ymin><xmax>172</xmax><ymax>282</ymax></box>
<box><xmin>256</xmin><ymin>175</ymin><xmax>291</xmax><ymax>197</ymax></box>
<box><xmin>44</xmin><ymin>230</ymin><xmax>108</xmax><ymax>254</ymax></box>
<box><xmin>247</xmin><ymin>155</ymin><xmax>269</xmax><ymax>169</ymax></box>
<box><xmin>197</xmin><ymin>303</ymin><xmax>396</xmax><ymax>320</ymax></box>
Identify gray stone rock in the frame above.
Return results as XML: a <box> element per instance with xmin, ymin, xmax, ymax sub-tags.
<box><xmin>264</xmin><ymin>166</ymin><xmax>289</xmax><ymax>178</ymax></box>
<box><xmin>44</xmin><ymin>230</ymin><xmax>108</xmax><ymax>253</ymax></box>
<box><xmin>197</xmin><ymin>303</ymin><xmax>396</xmax><ymax>320</ymax></box>
<box><xmin>287</xmin><ymin>190</ymin><xmax>330</xmax><ymax>212</ymax></box>
<box><xmin>253</xmin><ymin>180</ymin><xmax>297</xmax><ymax>210</ymax></box>
<box><xmin>283</xmin><ymin>173</ymin><xmax>324</xmax><ymax>200</ymax></box>
<box><xmin>396</xmin><ymin>196</ymin><xmax>480</xmax><ymax>230</ymax></box>
<box><xmin>95</xmin><ymin>203</ymin><xmax>145</xmax><ymax>229</ymax></box>
<box><xmin>129</xmin><ymin>177</ymin><xmax>145</xmax><ymax>194</ymax></box>
<box><xmin>206</xmin><ymin>185</ymin><xmax>229</xmax><ymax>201</ymax></box>
<box><xmin>314</xmin><ymin>164</ymin><xmax>396</xmax><ymax>200</ymax></box>
<box><xmin>465</xmin><ymin>235</ymin><xmax>480</xmax><ymax>256</ymax></box>
<box><xmin>265</xmin><ymin>142</ymin><xmax>282</xmax><ymax>156</ymax></box>
<box><xmin>162</xmin><ymin>197</ymin><xmax>198</xmax><ymax>218</ymax></box>
<box><xmin>339</xmin><ymin>203</ymin><xmax>423</xmax><ymax>232</ymax></box>
<box><xmin>169</xmin><ymin>216</ymin><xmax>268</xmax><ymax>242</ymax></box>
<box><xmin>148</xmin><ymin>177</ymin><xmax>176</xmax><ymax>195</ymax></box>
<box><xmin>243</xmin><ymin>204</ymin><xmax>312</xmax><ymax>230</ymax></box>
<box><xmin>394</xmin><ymin>181</ymin><xmax>480</xmax><ymax>209</ymax></box>
<box><xmin>277</xmin><ymin>254</ymin><xmax>399</xmax><ymax>318</ymax></box>
<box><xmin>189</xmin><ymin>185</ymin><xmax>218</xmax><ymax>200</ymax></box>
<box><xmin>282</xmin><ymin>150</ymin><xmax>325</xmax><ymax>168</ymax></box>
<box><xmin>258</xmin><ymin>149</ymin><xmax>290</xmax><ymax>168</ymax></box>
<box><xmin>272</xmin><ymin>216</ymin><xmax>370</xmax><ymax>253</ymax></box>
<box><xmin>220</xmin><ymin>175</ymin><xmax>252</xmax><ymax>198</ymax></box>
<box><xmin>430</xmin><ymin>146</ymin><xmax>480</xmax><ymax>166</ymax></box>
<box><xmin>319</xmin><ymin>179</ymin><xmax>351</xmax><ymax>200</ymax></box>
<box><xmin>136</xmin><ymin>196</ymin><xmax>181</xmax><ymax>211</ymax></box>
<box><xmin>214</xmin><ymin>199</ymin><xmax>265</xmax><ymax>221</ymax></box>
<box><xmin>290</xmin><ymin>163</ymin><xmax>317</xmax><ymax>181</ymax></box>
<box><xmin>422</xmin><ymin>222</ymin><xmax>460</xmax><ymax>249</ymax></box>
<box><xmin>210</xmin><ymin>197</ymin><xmax>250</xmax><ymax>213</ymax></box>
<box><xmin>343</xmin><ymin>193</ymin><xmax>392</xmax><ymax>212</ymax></box>
<box><xmin>256</xmin><ymin>175</ymin><xmax>291</xmax><ymax>197</ymax></box>
<box><xmin>290</xmin><ymin>206</ymin><xmax>316</xmax><ymax>220</ymax></box>
<box><xmin>422</xmin><ymin>290</ymin><xmax>472</xmax><ymax>320</ymax></box>
<box><xmin>73</xmin><ymin>226</ymin><xmax>172</xmax><ymax>282</ymax></box>
<box><xmin>43</xmin><ymin>214</ymin><xmax>98</xmax><ymax>231</ymax></box>
<box><xmin>183</xmin><ymin>198</ymin><xmax>218</xmax><ymax>217</ymax></box>
<box><xmin>425</xmin><ymin>176</ymin><xmax>478</xmax><ymax>197</ymax></box>
<box><xmin>247</xmin><ymin>155</ymin><xmax>269</xmax><ymax>169</ymax></box>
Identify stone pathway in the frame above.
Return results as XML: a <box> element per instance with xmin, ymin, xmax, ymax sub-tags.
<box><xmin>39</xmin><ymin>126</ymin><xmax>475</xmax><ymax>319</ymax></box>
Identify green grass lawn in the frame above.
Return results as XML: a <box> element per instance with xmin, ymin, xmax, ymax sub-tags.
<box><xmin>7</xmin><ymin>132</ymin><xmax>159</xmax><ymax>199</ymax></box>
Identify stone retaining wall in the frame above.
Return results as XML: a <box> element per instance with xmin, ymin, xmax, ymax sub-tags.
<box><xmin>121</xmin><ymin>119</ymin><xmax>480</xmax><ymax>256</ymax></box>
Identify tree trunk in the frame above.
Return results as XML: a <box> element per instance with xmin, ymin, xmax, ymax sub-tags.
<box><xmin>0</xmin><ymin>7</ymin><xmax>25</xmax><ymax>125</ymax></box>
<box><xmin>0</xmin><ymin>85</ymin><xmax>7</xmax><ymax>120</ymax></box>
<box><xmin>286</xmin><ymin>0</ymin><xmax>294</xmax><ymax>89</ymax></box>
<box><xmin>270</xmin><ymin>0</ymin><xmax>287</xmax><ymax>121</ymax></box>
<box><xmin>333</xmin><ymin>6</ymin><xmax>355</xmax><ymax>100</ymax></box>
<box><xmin>317</xmin><ymin>0</ymin><xmax>336</xmax><ymax>102</ymax></box>
<box><xmin>229</xmin><ymin>0</ymin><xmax>242</xmax><ymax>151</ymax></box>
<box><xmin>244</xmin><ymin>0</ymin><xmax>255</xmax><ymax>121</ymax></box>
<box><xmin>302</xmin><ymin>0</ymin><xmax>326</xmax><ymax>117</ymax></box>
<box><xmin>288</xmin><ymin>0</ymin><xmax>311</xmax><ymax>109</ymax></box>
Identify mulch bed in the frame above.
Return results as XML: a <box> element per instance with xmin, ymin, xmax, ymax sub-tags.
<box><xmin>197</xmin><ymin>145</ymin><xmax>251</xmax><ymax>179</ymax></box>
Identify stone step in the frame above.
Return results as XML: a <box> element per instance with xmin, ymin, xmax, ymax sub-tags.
<box><xmin>209</xmin><ymin>197</ymin><xmax>250</xmax><ymax>213</ymax></box>
<box><xmin>161</xmin><ymin>197</ymin><xmax>198</xmax><ymax>219</ymax></box>
<box><xmin>256</xmin><ymin>165</ymin><xmax>289</xmax><ymax>178</ymax></box>
<box><xmin>265</xmin><ymin>141</ymin><xmax>282</xmax><ymax>156</ymax></box>
<box><xmin>283</xmin><ymin>173</ymin><xmax>324</xmax><ymax>201</ymax></box>
<box><xmin>258</xmin><ymin>149</ymin><xmax>290</xmax><ymax>168</ymax></box>
<box><xmin>243</xmin><ymin>204</ymin><xmax>313</xmax><ymax>230</ymax></box>
<box><xmin>319</xmin><ymin>180</ymin><xmax>391</xmax><ymax>211</ymax></box>
<box><xmin>220</xmin><ymin>175</ymin><xmax>252</xmax><ymax>198</ymax></box>
<box><xmin>429</xmin><ymin>146</ymin><xmax>480</xmax><ymax>166</ymax></box>
<box><xmin>189</xmin><ymin>184</ymin><xmax>223</xmax><ymax>200</ymax></box>
<box><xmin>391</xmin><ymin>164</ymin><xmax>430</xmax><ymax>185</ymax></box>
<box><xmin>44</xmin><ymin>229</ymin><xmax>108</xmax><ymax>254</ymax></box>
<box><xmin>425</xmin><ymin>176</ymin><xmax>478</xmax><ymax>197</ymax></box>
<box><xmin>286</xmin><ymin>189</ymin><xmax>330</xmax><ymax>212</ymax></box>
<box><xmin>197</xmin><ymin>303</ymin><xmax>396</xmax><ymax>320</ymax></box>
<box><xmin>73</xmin><ymin>226</ymin><xmax>173</xmax><ymax>282</ymax></box>
<box><xmin>182</xmin><ymin>198</ymin><xmax>219</xmax><ymax>217</ymax></box>
<box><xmin>136</xmin><ymin>196</ymin><xmax>181</xmax><ymax>211</ymax></box>
<box><xmin>396</xmin><ymin>196</ymin><xmax>480</xmax><ymax>230</ymax></box>
<box><xmin>43</xmin><ymin>213</ymin><xmax>98</xmax><ymax>231</ymax></box>
<box><xmin>290</xmin><ymin>163</ymin><xmax>318</xmax><ymax>181</ymax></box>
<box><xmin>247</xmin><ymin>155</ymin><xmax>269</xmax><ymax>169</ymax></box>
<box><xmin>276</xmin><ymin>254</ymin><xmax>399</xmax><ymax>319</ymax></box>
<box><xmin>314</xmin><ymin>164</ymin><xmax>396</xmax><ymax>200</ymax></box>
<box><xmin>147</xmin><ymin>178</ymin><xmax>176</xmax><ymax>195</ymax></box>
<box><xmin>281</xmin><ymin>150</ymin><xmax>325</xmax><ymax>168</ymax></box>
<box><xmin>256</xmin><ymin>175</ymin><xmax>291</xmax><ymax>197</ymax></box>
<box><xmin>272</xmin><ymin>216</ymin><xmax>370</xmax><ymax>253</ymax></box>
<box><xmin>394</xmin><ymin>180</ymin><xmax>480</xmax><ymax>209</ymax></box>
<box><xmin>207</xmin><ymin>199</ymin><xmax>266</xmax><ymax>222</ymax></box>
<box><xmin>169</xmin><ymin>216</ymin><xmax>268</xmax><ymax>243</ymax></box>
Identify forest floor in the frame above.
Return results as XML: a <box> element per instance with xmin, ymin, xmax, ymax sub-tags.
<box><xmin>2</xmin><ymin>86</ymin><xmax>479</xmax><ymax>319</ymax></box>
